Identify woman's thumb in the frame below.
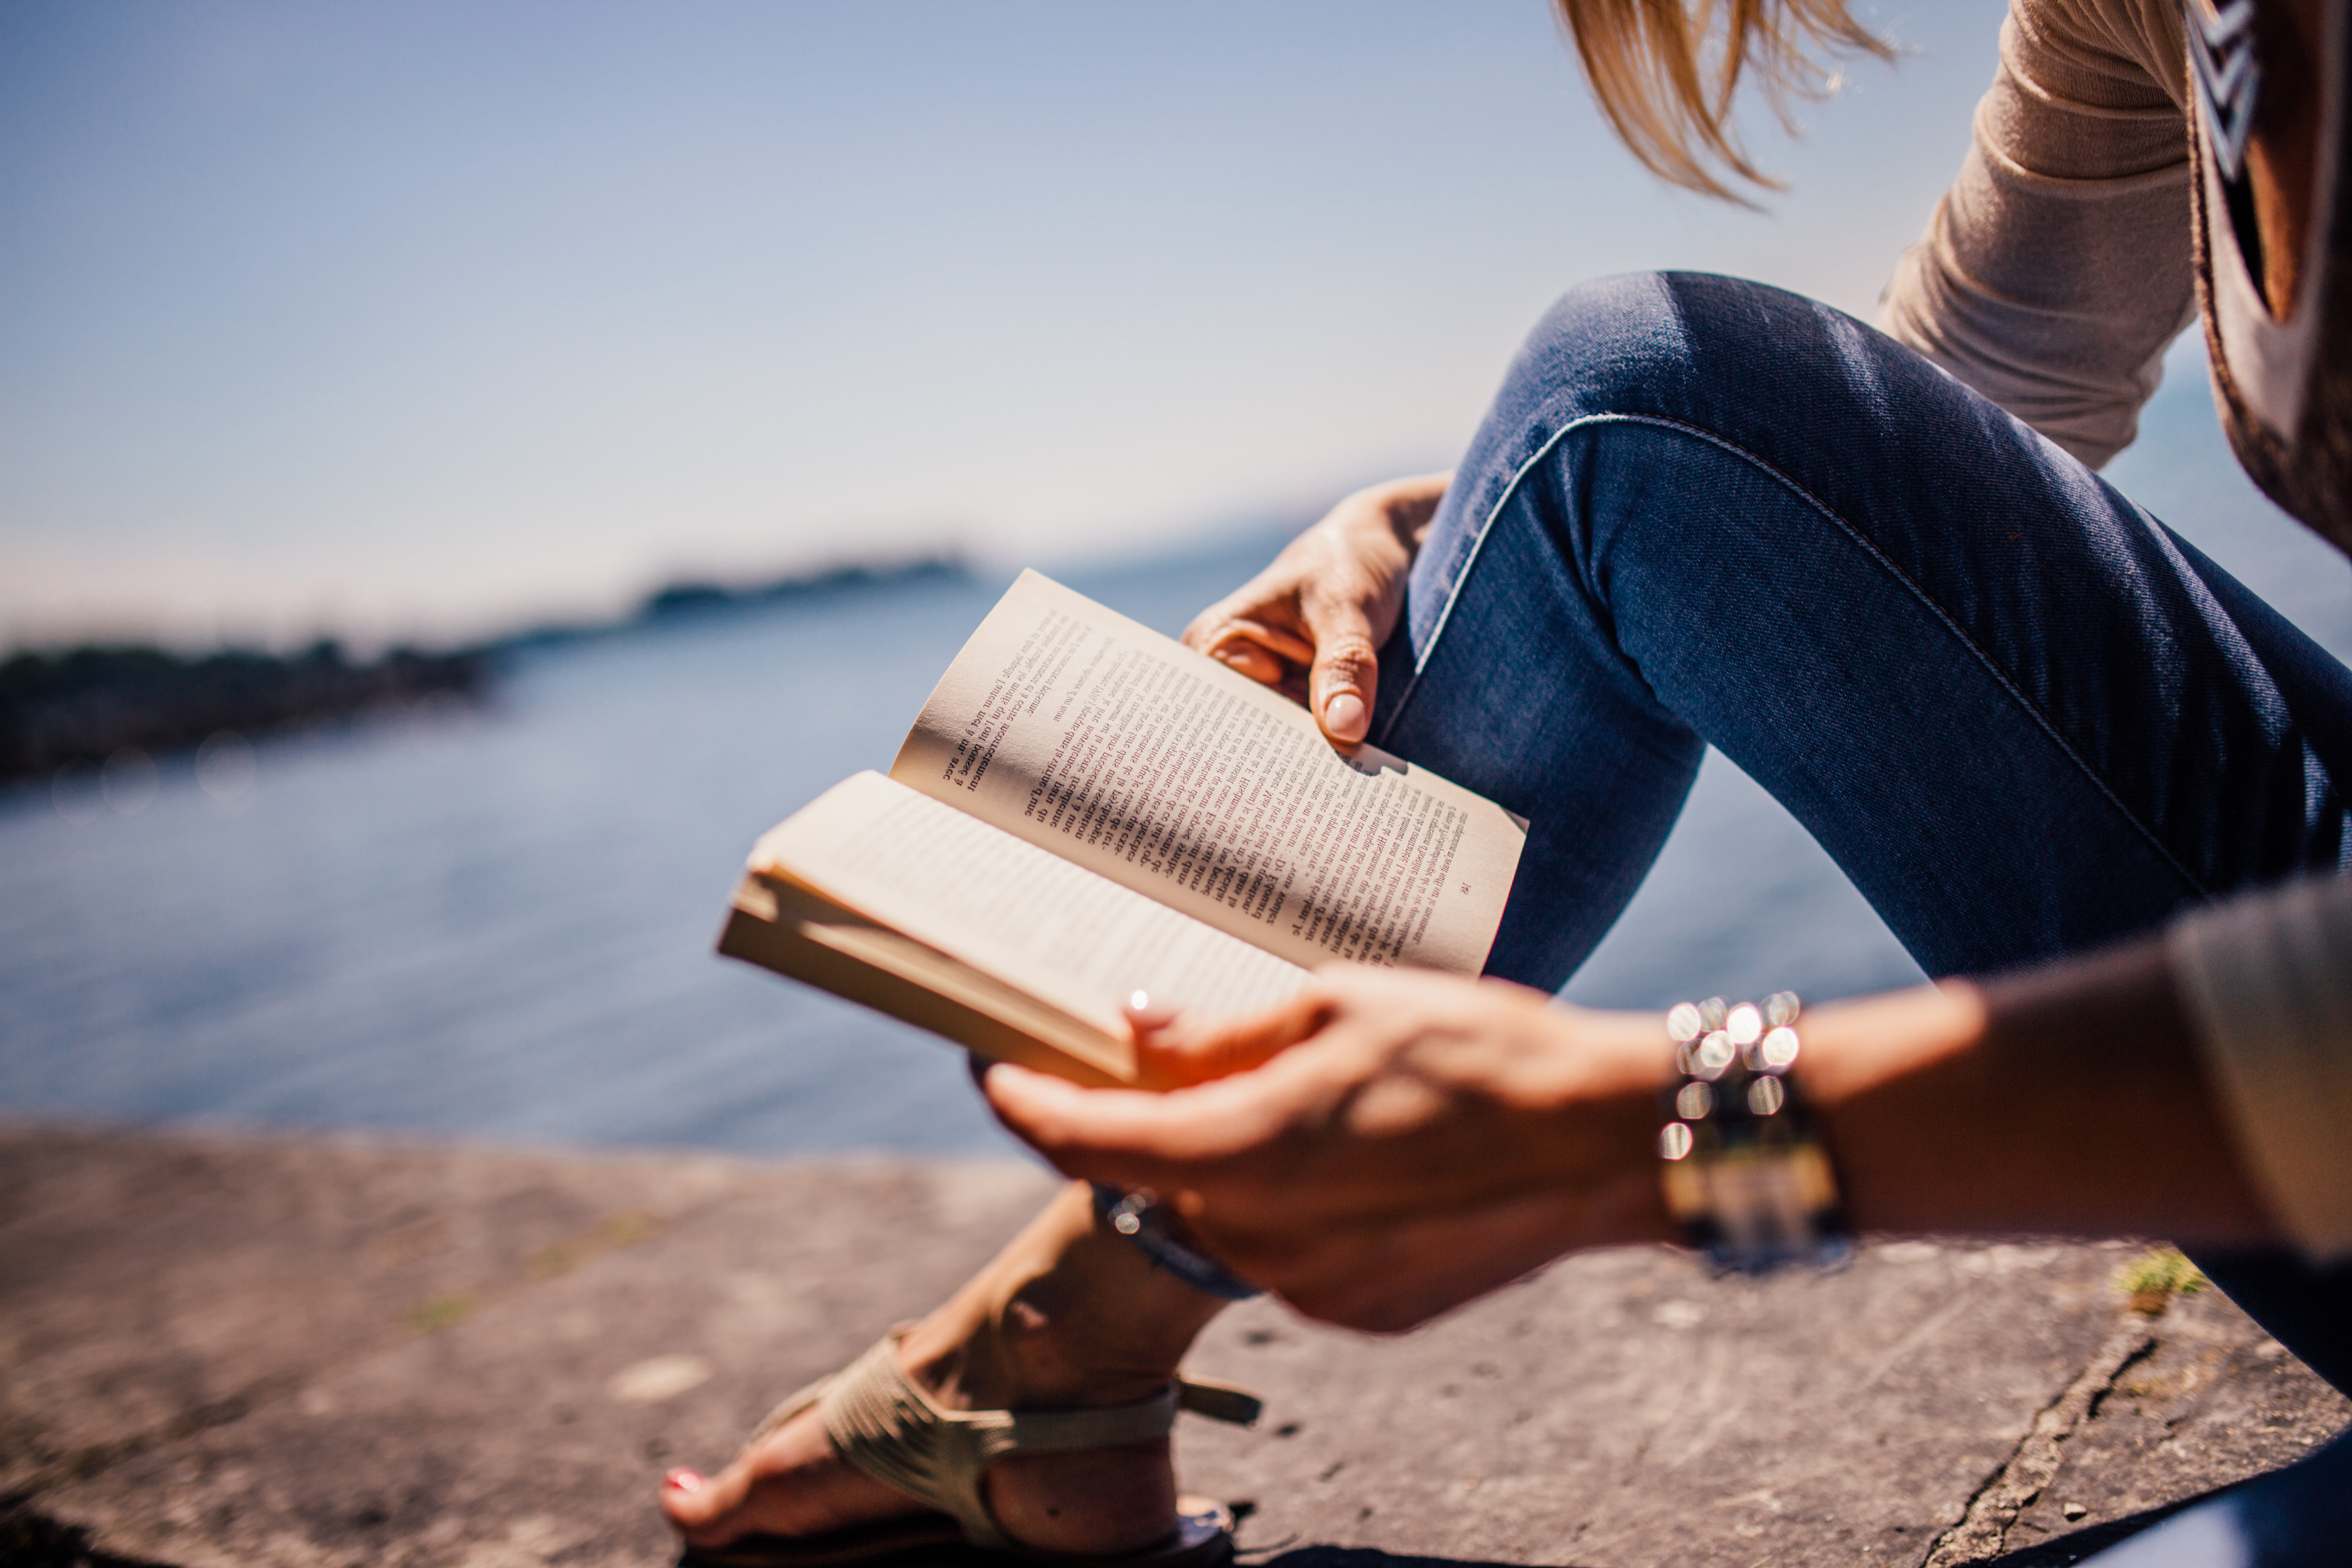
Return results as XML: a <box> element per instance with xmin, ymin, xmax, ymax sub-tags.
<box><xmin>1306</xmin><ymin>603</ymin><xmax>1379</xmax><ymax>744</ymax></box>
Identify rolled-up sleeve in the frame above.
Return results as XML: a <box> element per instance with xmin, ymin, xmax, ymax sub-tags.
<box><xmin>1880</xmin><ymin>0</ymin><xmax>2197</xmax><ymax>468</ymax></box>
<box><xmin>2167</xmin><ymin>875</ymin><xmax>2352</xmax><ymax>1262</ymax></box>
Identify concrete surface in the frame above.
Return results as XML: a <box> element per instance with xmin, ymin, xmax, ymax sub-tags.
<box><xmin>1</xmin><ymin>1125</ymin><xmax>2343</xmax><ymax>1568</ymax></box>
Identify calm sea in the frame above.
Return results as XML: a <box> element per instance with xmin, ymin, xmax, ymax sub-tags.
<box><xmin>6</xmin><ymin>374</ymin><xmax>2350</xmax><ymax>1156</ymax></box>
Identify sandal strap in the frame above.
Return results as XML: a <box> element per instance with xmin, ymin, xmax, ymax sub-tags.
<box><xmin>815</xmin><ymin>1333</ymin><xmax>1251</xmax><ymax>1550</ymax></box>
<box><xmin>1176</xmin><ymin>1378</ymin><xmax>1262</xmax><ymax>1427</ymax></box>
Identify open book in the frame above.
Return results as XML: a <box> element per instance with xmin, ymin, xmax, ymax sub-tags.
<box><xmin>717</xmin><ymin>571</ymin><xmax>1528</xmax><ymax>1087</ymax></box>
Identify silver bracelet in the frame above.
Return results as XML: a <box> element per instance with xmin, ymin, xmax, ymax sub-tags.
<box><xmin>1659</xmin><ymin>993</ymin><xmax>1852</xmax><ymax>1273</ymax></box>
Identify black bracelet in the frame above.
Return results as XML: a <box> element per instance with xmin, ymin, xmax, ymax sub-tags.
<box><xmin>1658</xmin><ymin>993</ymin><xmax>1852</xmax><ymax>1274</ymax></box>
<box><xmin>1090</xmin><ymin>1182</ymin><xmax>1264</xmax><ymax>1301</ymax></box>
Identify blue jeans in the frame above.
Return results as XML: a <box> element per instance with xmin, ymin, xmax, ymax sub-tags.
<box><xmin>1372</xmin><ymin>273</ymin><xmax>2352</xmax><ymax>1562</ymax></box>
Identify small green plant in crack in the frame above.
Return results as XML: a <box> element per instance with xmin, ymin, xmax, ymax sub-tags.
<box><xmin>403</xmin><ymin>1290</ymin><xmax>478</xmax><ymax>1334</ymax></box>
<box><xmin>2116</xmin><ymin>1247</ymin><xmax>2206</xmax><ymax>1315</ymax></box>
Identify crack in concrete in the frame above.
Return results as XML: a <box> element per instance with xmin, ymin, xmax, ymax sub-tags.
<box><xmin>1919</xmin><ymin>1316</ymin><xmax>2159</xmax><ymax>1567</ymax></box>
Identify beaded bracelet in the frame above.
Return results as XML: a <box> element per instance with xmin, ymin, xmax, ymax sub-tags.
<box><xmin>1659</xmin><ymin>992</ymin><xmax>1852</xmax><ymax>1273</ymax></box>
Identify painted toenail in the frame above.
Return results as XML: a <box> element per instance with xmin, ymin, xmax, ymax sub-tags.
<box><xmin>665</xmin><ymin>1469</ymin><xmax>704</xmax><ymax>1493</ymax></box>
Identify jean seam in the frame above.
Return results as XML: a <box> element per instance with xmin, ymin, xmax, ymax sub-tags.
<box><xmin>1384</xmin><ymin>409</ymin><xmax>2212</xmax><ymax>902</ymax></box>
<box><xmin>1379</xmin><ymin>411</ymin><xmax>1597</xmax><ymax>742</ymax></box>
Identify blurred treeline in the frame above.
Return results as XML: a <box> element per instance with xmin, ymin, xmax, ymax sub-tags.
<box><xmin>0</xmin><ymin>642</ymin><xmax>484</xmax><ymax>784</ymax></box>
<box><xmin>1</xmin><ymin>552</ymin><xmax>968</xmax><ymax>786</ymax></box>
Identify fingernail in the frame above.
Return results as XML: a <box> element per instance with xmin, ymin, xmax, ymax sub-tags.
<box><xmin>666</xmin><ymin>1469</ymin><xmax>704</xmax><ymax>1493</ymax></box>
<box><xmin>1323</xmin><ymin>692</ymin><xmax>1366</xmax><ymax>739</ymax></box>
<box><xmin>1126</xmin><ymin>989</ymin><xmax>1176</xmax><ymax>1029</ymax></box>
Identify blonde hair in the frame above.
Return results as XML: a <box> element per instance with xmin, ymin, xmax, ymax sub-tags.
<box><xmin>1554</xmin><ymin>0</ymin><xmax>1894</xmax><ymax>199</ymax></box>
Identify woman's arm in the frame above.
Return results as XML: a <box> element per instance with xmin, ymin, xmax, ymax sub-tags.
<box><xmin>1804</xmin><ymin>941</ymin><xmax>2267</xmax><ymax>1240</ymax></box>
<box><xmin>1181</xmin><ymin>472</ymin><xmax>1448</xmax><ymax>744</ymax></box>
<box><xmin>1879</xmin><ymin>0</ymin><xmax>2197</xmax><ymax>469</ymax></box>
<box><xmin>982</xmin><ymin>938</ymin><xmax>2277</xmax><ymax>1332</ymax></box>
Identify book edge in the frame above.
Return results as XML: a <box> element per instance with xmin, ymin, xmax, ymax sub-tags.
<box><xmin>716</xmin><ymin>872</ymin><xmax>1139</xmax><ymax>1089</ymax></box>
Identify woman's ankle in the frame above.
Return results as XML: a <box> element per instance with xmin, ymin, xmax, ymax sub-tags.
<box><xmin>899</xmin><ymin>1180</ymin><xmax>1228</xmax><ymax>1410</ymax></box>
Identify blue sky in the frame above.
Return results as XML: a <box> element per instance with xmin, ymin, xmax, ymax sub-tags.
<box><xmin>3</xmin><ymin>2</ymin><xmax>2031</xmax><ymax>648</ymax></box>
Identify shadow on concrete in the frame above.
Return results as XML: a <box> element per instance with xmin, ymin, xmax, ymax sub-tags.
<box><xmin>1256</xmin><ymin>1550</ymin><xmax>1582</xmax><ymax>1568</ymax></box>
<box><xmin>1</xmin><ymin>1493</ymin><xmax>179</xmax><ymax>1568</ymax></box>
<box><xmin>656</xmin><ymin>1545</ymin><xmax>1576</xmax><ymax>1568</ymax></box>
<box><xmin>1979</xmin><ymin>1493</ymin><xmax>2209</xmax><ymax>1567</ymax></box>
<box><xmin>1249</xmin><ymin>1516</ymin><xmax>2216</xmax><ymax>1568</ymax></box>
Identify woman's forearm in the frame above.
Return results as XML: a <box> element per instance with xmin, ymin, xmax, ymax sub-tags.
<box><xmin>1799</xmin><ymin>942</ymin><xmax>2277</xmax><ymax>1245</ymax></box>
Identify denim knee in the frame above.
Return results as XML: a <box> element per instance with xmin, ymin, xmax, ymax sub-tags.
<box><xmin>1513</xmin><ymin>272</ymin><xmax>1710</xmax><ymax>411</ymax></box>
<box><xmin>1519</xmin><ymin>272</ymin><xmax>1859</xmax><ymax>423</ymax></box>
<box><xmin>1436</xmin><ymin>273</ymin><xmax>1876</xmax><ymax>561</ymax></box>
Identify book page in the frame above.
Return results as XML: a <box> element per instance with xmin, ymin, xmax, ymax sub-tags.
<box><xmin>891</xmin><ymin>570</ymin><xmax>1525</xmax><ymax>974</ymax></box>
<box><xmin>751</xmin><ymin>772</ymin><xmax>1308</xmax><ymax>1037</ymax></box>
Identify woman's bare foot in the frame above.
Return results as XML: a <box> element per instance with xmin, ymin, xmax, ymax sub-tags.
<box><xmin>660</xmin><ymin>1180</ymin><xmax>1230</xmax><ymax>1557</ymax></box>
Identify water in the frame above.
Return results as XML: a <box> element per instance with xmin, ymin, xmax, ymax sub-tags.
<box><xmin>6</xmin><ymin>372</ymin><xmax>2349</xmax><ymax>1156</ymax></box>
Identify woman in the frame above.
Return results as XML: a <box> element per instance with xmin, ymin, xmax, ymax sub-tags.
<box><xmin>664</xmin><ymin>2</ymin><xmax>2352</xmax><ymax>1563</ymax></box>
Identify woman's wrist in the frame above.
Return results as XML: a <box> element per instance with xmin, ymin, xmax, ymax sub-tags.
<box><xmin>1372</xmin><ymin>471</ymin><xmax>1449</xmax><ymax>552</ymax></box>
<box><xmin>1787</xmin><ymin>981</ymin><xmax>1986</xmax><ymax>1122</ymax></box>
<box><xmin>1787</xmin><ymin>981</ymin><xmax>2007</xmax><ymax>1237</ymax></box>
<box><xmin>1526</xmin><ymin>1001</ymin><xmax>1685</xmax><ymax>1250</ymax></box>
<box><xmin>1553</xmin><ymin>947</ymin><xmax>2272</xmax><ymax>1258</ymax></box>
<box><xmin>1326</xmin><ymin>472</ymin><xmax>1449</xmax><ymax>558</ymax></box>
<box><xmin>1794</xmin><ymin>950</ymin><xmax>2275</xmax><ymax>1245</ymax></box>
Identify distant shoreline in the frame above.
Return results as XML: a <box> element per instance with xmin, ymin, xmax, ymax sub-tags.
<box><xmin>1</xmin><ymin>553</ymin><xmax>968</xmax><ymax>786</ymax></box>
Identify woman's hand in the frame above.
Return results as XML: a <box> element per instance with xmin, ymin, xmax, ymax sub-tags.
<box><xmin>1183</xmin><ymin>473</ymin><xmax>1449</xmax><ymax>746</ymax></box>
<box><xmin>982</xmin><ymin>965</ymin><xmax>1676</xmax><ymax>1332</ymax></box>
<box><xmin>983</xmin><ymin>934</ymin><xmax>2287</xmax><ymax>1335</ymax></box>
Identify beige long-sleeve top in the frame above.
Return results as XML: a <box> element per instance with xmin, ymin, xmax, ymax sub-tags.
<box><xmin>1880</xmin><ymin>0</ymin><xmax>2196</xmax><ymax>468</ymax></box>
<box><xmin>1882</xmin><ymin>0</ymin><xmax>2352</xmax><ymax>1262</ymax></box>
<box><xmin>2168</xmin><ymin>876</ymin><xmax>2352</xmax><ymax>1261</ymax></box>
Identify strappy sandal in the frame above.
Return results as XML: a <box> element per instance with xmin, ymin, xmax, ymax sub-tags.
<box><xmin>678</xmin><ymin>1330</ymin><xmax>1263</xmax><ymax>1568</ymax></box>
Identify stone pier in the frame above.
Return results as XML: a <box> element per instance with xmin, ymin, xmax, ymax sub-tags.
<box><xmin>3</xmin><ymin>1125</ymin><xmax>2343</xmax><ymax>1568</ymax></box>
